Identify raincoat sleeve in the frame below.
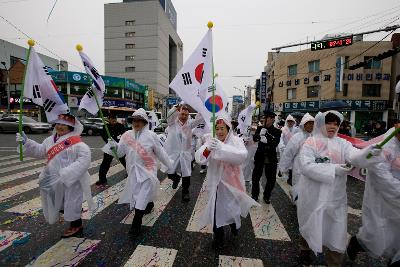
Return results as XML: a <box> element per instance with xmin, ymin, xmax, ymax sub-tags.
<box><xmin>299</xmin><ymin>139</ymin><xmax>335</xmax><ymax>184</ymax></box>
<box><xmin>59</xmin><ymin>143</ymin><xmax>91</xmax><ymax>187</ymax></box>
<box><xmin>23</xmin><ymin>138</ymin><xmax>47</xmax><ymax>159</ymax></box>
<box><xmin>189</xmin><ymin>113</ymin><xmax>204</xmax><ymax>129</ymax></box>
<box><xmin>151</xmin><ymin>133</ymin><xmax>172</xmax><ymax>169</ymax></box>
<box><xmin>195</xmin><ymin>144</ymin><xmax>210</xmax><ymax>165</ymax></box>
<box><xmin>279</xmin><ymin>134</ymin><xmax>300</xmax><ymax>172</ymax></box>
<box><xmin>213</xmin><ymin>137</ymin><xmax>248</xmax><ymax>165</ymax></box>
<box><xmin>349</xmin><ymin>145</ymin><xmax>381</xmax><ymax>169</ymax></box>
<box><xmin>370</xmin><ymin>160</ymin><xmax>400</xmax><ymax>209</ymax></box>
<box><xmin>167</xmin><ymin>106</ymin><xmax>179</xmax><ymax>126</ymax></box>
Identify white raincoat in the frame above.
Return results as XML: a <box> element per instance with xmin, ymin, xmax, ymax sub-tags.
<box><xmin>112</xmin><ymin>109</ymin><xmax>172</xmax><ymax>210</ymax></box>
<box><xmin>350</xmin><ymin>130</ymin><xmax>400</xmax><ymax>262</ymax></box>
<box><xmin>279</xmin><ymin>113</ymin><xmax>314</xmax><ymax>199</ymax></box>
<box><xmin>22</xmin><ymin>120</ymin><xmax>93</xmax><ymax>224</ymax></box>
<box><xmin>298</xmin><ymin>111</ymin><xmax>358</xmax><ymax>254</ymax></box>
<box><xmin>195</xmin><ymin>114</ymin><xmax>259</xmax><ymax>229</ymax></box>
<box><xmin>278</xmin><ymin>114</ymin><xmax>299</xmax><ymax>155</ymax></box>
<box><xmin>165</xmin><ymin>106</ymin><xmax>203</xmax><ymax>177</ymax></box>
<box><xmin>241</xmin><ymin>132</ymin><xmax>258</xmax><ymax>182</ymax></box>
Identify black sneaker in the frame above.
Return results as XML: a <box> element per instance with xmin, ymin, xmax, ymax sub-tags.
<box><xmin>347</xmin><ymin>236</ymin><xmax>364</xmax><ymax>261</ymax></box>
<box><xmin>182</xmin><ymin>193</ymin><xmax>190</xmax><ymax>202</ymax></box>
<box><xmin>263</xmin><ymin>196</ymin><xmax>271</xmax><ymax>204</ymax></box>
<box><xmin>61</xmin><ymin>226</ymin><xmax>83</xmax><ymax>239</ymax></box>
<box><xmin>299</xmin><ymin>250</ymin><xmax>312</xmax><ymax>266</ymax></box>
<box><xmin>144</xmin><ymin>202</ymin><xmax>154</xmax><ymax>215</ymax></box>
<box><xmin>95</xmin><ymin>180</ymin><xmax>107</xmax><ymax>186</ymax></box>
<box><xmin>252</xmin><ymin>196</ymin><xmax>258</xmax><ymax>202</ymax></box>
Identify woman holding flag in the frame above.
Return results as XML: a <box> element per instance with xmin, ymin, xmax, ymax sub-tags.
<box><xmin>195</xmin><ymin>113</ymin><xmax>259</xmax><ymax>249</ymax></box>
<box><xmin>16</xmin><ymin>114</ymin><xmax>94</xmax><ymax>238</ymax></box>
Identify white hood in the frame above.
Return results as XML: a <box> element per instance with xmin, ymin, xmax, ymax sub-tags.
<box><xmin>299</xmin><ymin>113</ymin><xmax>315</xmax><ymax>131</ymax></box>
<box><xmin>132</xmin><ymin>108</ymin><xmax>149</xmax><ymax>123</ymax></box>
<box><xmin>312</xmin><ymin>110</ymin><xmax>343</xmax><ymax>138</ymax></box>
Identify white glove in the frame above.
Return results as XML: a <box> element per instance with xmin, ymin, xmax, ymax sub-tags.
<box><xmin>260</xmin><ymin>128</ymin><xmax>267</xmax><ymax>136</ymax></box>
<box><xmin>335</xmin><ymin>164</ymin><xmax>353</xmax><ymax>176</ymax></box>
<box><xmin>117</xmin><ymin>134</ymin><xmax>122</xmax><ymax>140</ymax></box>
<box><xmin>260</xmin><ymin>136</ymin><xmax>268</xmax><ymax>144</ymax></box>
<box><xmin>16</xmin><ymin>132</ymin><xmax>27</xmax><ymax>144</ymax></box>
<box><xmin>368</xmin><ymin>145</ymin><xmax>382</xmax><ymax>157</ymax></box>
<box><xmin>107</xmin><ymin>138</ymin><xmax>118</xmax><ymax>149</ymax></box>
<box><xmin>209</xmin><ymin>138</ymin><xmax>221</xmax><ymax>151</ymax></box>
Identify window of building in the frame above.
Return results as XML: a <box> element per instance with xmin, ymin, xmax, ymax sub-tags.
<box><xmin>125</xmin><ymin>32</ymin><xmax>135</xmax><ymax>37</ymax></box>
<box><xmin>125</xmin><ymin>90</ymin><xmax>132</xmax><ymax>99</ymax></box>
<box><xmin>288</xmin><ymin>64</ymin><xmax>297</xmax><ymax>76</ymax></box>
<box><xmin>125</xmin><ymin>67</ymin><xmax>136</xmax><ymax>72</ymax></box>
<box><xmin>308</xmin><ymin>60</ymin><xmax>320</xmax><ymax>73</ymax></box>
<box><xmin>364</xmin><ymin>56</ymin><xmax>381</xmax><ymax>69</ymax></box>
<box><xmin>307</xmin><ymin>86</ymin><xmax>319</xmax><ymax>98</ymax></box>
<box><xmin>125</xmin><ymin>20</ymin><xmax>135</xmax><ymax>26</ymax></box>
<box><xmin>125</xmin><ymin>44</ymin><xmax>135</xmax><ymax>49</ymax></box>
<box><xmin>343</xmin><ymin>83</ymin><xmax>348</xmax><ymax>97</ymax></box>
<box><xmin>287</xmin><ymin>88</ymin><xmax>296</xmax><ymax>100</ymax></box>
<box><xmin>344</xmin><ymin>56</ymin><xmax>350</xmax><ymax>69</ymax></box>
<box><xmin>125</xmin><ymin>55</ymin><xmax>135</xmax><ymax>61</ymax></box>
<box><xmin>362</xmin><ymin>84</ymin><xmax>381</xmax><ymax>97</ymax></box>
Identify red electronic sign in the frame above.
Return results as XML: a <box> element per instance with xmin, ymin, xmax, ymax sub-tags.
<box><xmin>311</xmin><ymin>36</ymin><xmax>353</xmax><ymax>51</ymax></box>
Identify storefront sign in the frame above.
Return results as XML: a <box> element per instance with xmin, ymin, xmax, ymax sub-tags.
<box><xmin>283</xmin><ymin>100</ymin><xmax>388</xmax><ymax>112</ymax></box>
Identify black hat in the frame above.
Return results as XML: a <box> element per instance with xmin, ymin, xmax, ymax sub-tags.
<box><xmin>263</xmin><ymin>110</ymin><xmax>277</xmax><ymax>118</ymax></box>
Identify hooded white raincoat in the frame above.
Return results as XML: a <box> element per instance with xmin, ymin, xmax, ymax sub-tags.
<box><xmin>298</xmin><ymin>111</ymin><xmax>358</xmax><ymax>254</ymax></box>
<box><xmin>165</xmin><ymin>106</ymin><xmax>203</xmax><ymax>177</ymax></box>
<box><xmin>21</xmin><ymin>119</ymin><xmax>93</xmax><ymax>224</ymax></box>
<box><xmin>350</xmin><ymin>130</ymin><xmax>400</xmax><ymax>262</ymax></box>
<box><xmin>279</xmin><ymin>113</ymin><xmax>314</xmax><ymax>199</ymax></box>
<box><xmin>278</xmin><ymin>114</ymin><xmax>299</xmax><ymax>155</ymax></box>
<box><xmin>111</xmin><ymin>109</ymin><xmax>172</xmax><ymax>210</ymax></box>
<box><xmin>195</xmin><ymin>114</ymin><xmax>259</xmax><ymax>229</ymax></box>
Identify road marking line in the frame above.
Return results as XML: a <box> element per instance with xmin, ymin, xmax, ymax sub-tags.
<box><xmin>123</xmin><ymin>245</ymin><xmax>177</xmax><ymax>267</ymax></box>
<box><xmin>0</xmin><ymin>230</ymin><xmax>30</xmax><ymax>252</ymax></box>
<box><xmin>121</xmin><ymin>178</ymin><xmax>180</xmax><ymax>226</ymax></box>
<box><xmin>0</xmin><ymin>159</ymin><xmax>46</xmax><ymax>174</ymax></box>
<box><xmin>0</xmin><ymin>154</ymin><xmax>20</xmax><ymax>161</ymax></box>
<box><xmin>0</xmin><ymin>157</ymin><xmax>34</xmax><ymax>167</ymax></box>
<box><xmin>219</xmin><ymin>255</ymin><xmax>263</xmax><ymax>267</ymax></box>
<box><xmin>186</xmin><ymin>177</ymin><xmax>212</xmax><ymax>233</ymax></box>
<box><xmin>26</xmin><ymin>237</ymin><xmax>100</xmax><ymax>267</ymax></box>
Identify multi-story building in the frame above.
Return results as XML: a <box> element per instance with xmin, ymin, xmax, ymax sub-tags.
<box><xmin>267</xmin><ymin>39</ymin><xmax>394</xmax><ymax>132</ymax></box>
<box><xmin>104</xmin><ymin>0</ymin><xmax>183</xmax><ymax>114</ymax></box>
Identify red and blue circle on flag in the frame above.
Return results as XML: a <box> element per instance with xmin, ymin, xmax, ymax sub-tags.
<box><xmin>205</xmin><ymin>95</ymin><xmax>223</xmax><ymax>112</ymax></box>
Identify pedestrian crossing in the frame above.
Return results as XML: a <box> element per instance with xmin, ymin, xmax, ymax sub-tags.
<box><xmin>0</xmin><ymin>157</ymin><xmax>33</xmax><ymax>167</ymax></box>
<box><xmin>0</xmin><ymin>152</ymin><xmax>372</xmax><ymax>266</ymax></box>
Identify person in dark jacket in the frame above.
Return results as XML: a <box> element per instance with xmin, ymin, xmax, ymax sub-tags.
<box><xmin>251</xmin><ymin>111</ymin><xmax>281</xmax><ymax>204</ymax></box>
<box><xmin>96</xmin><ymin>114</ymin><xmax>127</xmax><ymax>185</ymax></box>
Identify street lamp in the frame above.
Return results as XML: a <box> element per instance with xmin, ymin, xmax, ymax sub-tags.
<box><xmin>0</xmin><ymin>62</ymin><xmax>10</xmax><ymax>114</ymax></box>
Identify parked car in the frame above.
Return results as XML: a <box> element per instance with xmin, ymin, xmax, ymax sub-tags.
<box><xmin>0</xmin><ymin>115</ymin><xmax>52</xmax><ymax>133</ymax></box>
<box><xmin>80</xmin><ymin>118</ymin><xmax>104</xmax><ymax>136</ymax></box>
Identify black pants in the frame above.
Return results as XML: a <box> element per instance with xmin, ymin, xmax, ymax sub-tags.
<box><xmin>70</xmin><ymin>218</ymin><xmax>82</xmax><ymax>228</ymax></box>
<box><xmin>99</xmin><ymin>153</ymin><xmax>126</xmax><ymax>181</ymax></box>
<box><xmin>168</xmin><ymin>173</ymin><xmax>190</xmax><ymax>193</ymax></box>
<box><xmin>251</xmin><ymin>161</ymin><xmax>278</xmax><ymax>200</ymax></box>
<box><xmin>212</xmin><ymin>189</ymin><xmax>236</xmax><ymax>241</ymax></box>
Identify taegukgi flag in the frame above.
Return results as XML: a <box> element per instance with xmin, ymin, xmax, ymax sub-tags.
<box><xmin>24</xmin><ymin>47</ymin><xmax>69</xmax><ymax>122</ymax></box>
<box><xmin>77</xmin><ymin>46</ymin><xmax>105</xmax><ymax>115</ymax></box>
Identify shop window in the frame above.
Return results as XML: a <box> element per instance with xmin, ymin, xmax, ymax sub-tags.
<box><xmin>307</xmin><ymin>86</ymin><xmax>319</xmax><ymax>98</ymax></box>
<box><xmin>125</xmin><ymin>55</ymin><xmax>135</xmax><ymax>61</ymax></box>
<box><xmin>287</xmin><ymin>88</ymin><xmax>296</xmax><ymax>100</ymax></box>
<box><xmin>308</xmin><ymin>60</ymin><xmax>320</xmax><ymax>73</ymax></box>
<box><xmin>343</xmin><ymin>83</ymin><xmax>348</xmax><ymax>96</ymax></box>
<box><xmin>364</xmin><ymin>56</ymin><xmax>381</xmax><ymax>69</ymax></box>
<box><xmin>362</xmin><ymin>84</ymin><xmax>381</xmax><ymax>97</ymax></box>
<box><xmin>125</xmin><ymin>44</ymin><xmax>135</xmax><ymax>49</ymax></box>
<box><xmin>125</xmin><ymin>32</ymin><xmax>135</xmax><ymax>37</ymax></box>
<box><xmin>288</xmin><ymin>64</ymin><xmax>297</xmax><ymax>76</ymax></box>
<box><xmin>125</xmin><ymin>20</ymin><xmax>135</xmax><ymax>26</ymax></box>
<box><xmin>126</xmin><ymin>67</ymin><xmax>136</xmax><ymax>72</ymax></box>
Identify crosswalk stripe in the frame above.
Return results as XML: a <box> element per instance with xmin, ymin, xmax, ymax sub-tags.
<box><xmin>219</xmin><ymin>255</ymin><xmax>263</xmax><ymax>267</ymax></box>
<box><xmin>0</xmin><ymin>154</ymin><xmax>19</xmax><ymax>161</ymax></box>
<box><xmin>26</xmin><ymin>237</ymin><xmax>100</xmax><ymax>267</ymax></box>
<box><xmin>0</xmin><ymin>157</ymin><xmax>34</xmax><ymax>167</ymax></box>
<box><xmin>5</xmin><ymin>164</ymin><xmax>125</xmax><ymax>214</ymax></box>
<box><xmin>0</xmin><ymin>159</ymin><xmax>103</xmax><ymax>202</ymax></box>
<box><xmin>0</xmin><ymin>159</ymin><xmax>46</xmax><ymax>174</ymax></box>
<box><xmin>276</xmin><ymin>177</ymin><xmax>362</xmax><ymax>217</ymax></box>
<box><xmin>123</xmin><ymin>245</ymin><xmax>178</xmax><ymax>267</ymax></box>
<box><xmin>81</xmin><ymin>179</ymin><xmax>126</xmax><ymax>220</ymax></box>
<box><xmin>121</xmin><ymin>178</ymin><xmax>180</xmax><ymax>226</ymax></box>
<box><xmin>0</xmin><ymin>230</ymin><xmax>30</xmax><ymax>252</ymax></box>
<box><xmin>186</xmin><ymin>177</ymin><xmax>213</xmax><ymax>233</ymax></box>
<box><xmin>0</xmin><ymin>166</ymin><xmax>45</xmax><ymax>185</ymax></box>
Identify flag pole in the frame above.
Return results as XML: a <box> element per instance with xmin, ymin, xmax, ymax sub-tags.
<box><xmin>18</xmin><ymin>39</ymin><xmax>35</xmax><ymax>161</ymax></box>
<box><xmin>208</xmin><ymin>21</ymin><xmax>216</xmax><ymax>138</ymax></box>
<box><xmin>366</xmin><ymin>127</ymin><xmax>400</xmax><ymax>158</ymax></box>
<box><xmin>76</xmin><ymin>44</ymin><xmax>120</xmax><ymax>162</ymax></box>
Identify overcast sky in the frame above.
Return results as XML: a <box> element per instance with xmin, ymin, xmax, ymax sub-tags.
<box><xmin>0</xmin><ymin>0</ymin><xmax>399</xmax><ymax>98</ymax></box>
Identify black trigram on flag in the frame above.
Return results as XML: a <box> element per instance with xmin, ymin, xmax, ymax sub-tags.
<box><xmin>240</xmin><ymin>115</ymin><xmax>246</xmax><ymax>122</ymax></box>
<box><xmin>86</xmin><ymin>88</ymin><xmax>95</xmax><ymax>98</ymax></box>
<box><xmin>43</xmin><ymin>99</ymin><xmax>56</xmax><ymax>112</ymax></box>
<box><xmin>90</xmin><ymin>67</ymin><xmax>101</xmax><ymax>80</ymax></box>
<box><xmin>182</xmin><ymin>72</ymin><xmax>192</xmax><ymax>85</ymax></box>
<box><xmin>42</xmin><ymin>66</ymin><xmax>50</xmax><ymax>75</ymax></box>
<box><xmin>202</xmin><ymin>48</ymin><xmax>207</xmax><ymax>57</ymax></box>
<box><xmin>32</xmin><ymin>85</ymin><xmax>41</xmax><ymax>99</ymax></box>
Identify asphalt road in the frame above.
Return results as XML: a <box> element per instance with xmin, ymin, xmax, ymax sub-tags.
<box><xmin>0</xmin><ymin>133</ymin><xmax>387</xmax><ymax>266</ymax></box>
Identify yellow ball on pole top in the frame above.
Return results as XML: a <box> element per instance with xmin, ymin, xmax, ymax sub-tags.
<box><xmin>27</xmin><ymin>39</ymin><xmax>35</xmax><ymax>47</ymax></box>
<box><xmin>207</xmin><ymin>21</ymin><xmax>213</xmax><ymax>29</ymax></box>
<box><xmin>76</xmin><ymin>44</ymin><xmax>83</xmax><ymax>52</ymax></box>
